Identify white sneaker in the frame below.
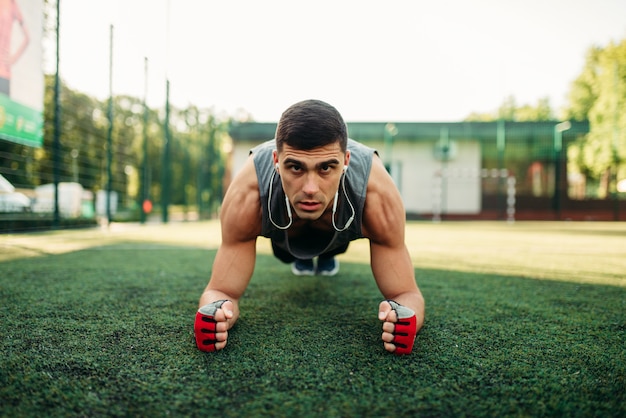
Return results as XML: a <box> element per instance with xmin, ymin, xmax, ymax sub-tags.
<box><xmin>316</xmin><ymin>257</ymin><xmax>339</xmax><ymax>276</ymax></box>
<box><xmin>291</xmin><ymin>259</ymin><xmax>315</xmax><ymax>276</ymax></box>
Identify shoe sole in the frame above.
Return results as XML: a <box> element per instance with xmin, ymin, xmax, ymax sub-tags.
<box><xmin>317</xmin><ymin>260</ymin><xmax>339</xmax><ymax>276</ymax></box>
<box><xmin>291</xmin><ymin>263</ymin><xmax>315</xmax><ymax>276</ymax></box>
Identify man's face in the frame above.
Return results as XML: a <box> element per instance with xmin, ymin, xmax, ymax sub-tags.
<box><xmin>274</xmin><ymin>142</ymin><xmax>350</xmax><ymax>222</ymax></box>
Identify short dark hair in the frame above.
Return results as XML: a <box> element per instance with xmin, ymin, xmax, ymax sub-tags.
<box><xmin>275</xmin><ymin>99</ymin><xmax>348</xmax><ymax>153</ymax></box>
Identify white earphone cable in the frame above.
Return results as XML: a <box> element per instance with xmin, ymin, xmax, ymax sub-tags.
<box><xmin>268</xmin><ymin>169</ymin><xmax>293</xmax><ymax>230</ymax></box>
<box><xmin>331</xmin><ymin>171</ymin><xmax>355</xmax><ymax>232</ymax></box>
<box><xmin>268</xmin><ymin>165</ymin><xmax>355</xmax><ymax>232</ymax></box>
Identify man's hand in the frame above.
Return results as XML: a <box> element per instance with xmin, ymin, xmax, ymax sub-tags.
<box><xmin>194</xmin><ymin>300</ymin><xmax>234</xmax><ymax>352</ymax></box>
<box><xmin>378</xmin><ymin>300</ymin><xmax>418</xmax><ymax>355</ymax></box>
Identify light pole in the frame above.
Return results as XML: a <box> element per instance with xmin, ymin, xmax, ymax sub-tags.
<box><xmin>71</xmin><ymin>149</ymin><xmax>79</xmax><ymax>183</ymax></box>
<box><xmin>553</xmin><ymin>121</ymin><xmax>571</xmax><ymax>219</ymax></box>
<box><xmin>384</xmin><ymin>123</ymin><xmax>397</xmax><ymax>174</ymax></box>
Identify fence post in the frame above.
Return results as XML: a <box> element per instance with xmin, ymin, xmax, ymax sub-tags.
<box><xmin>106</xmin><ymin>25</ymin><xmax>114</xmax><ymax>226</ymax></box>
<box><xmin>161</xmin><ymin>79</ymin><xmax>171</xmax><ymax>223</ymax></box>
<box><xmin>52</xmin><ymin>0</ymin><xmax>61</xmax><ymax>228</ymax></box>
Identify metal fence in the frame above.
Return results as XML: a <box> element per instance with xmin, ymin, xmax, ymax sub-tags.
<box><xmin>0</xmin><ymin>74</ymin><xmax>228</xmax><ymax>232</ymax></box>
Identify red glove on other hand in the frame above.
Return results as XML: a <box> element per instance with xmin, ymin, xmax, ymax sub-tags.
<box><xmin>194</xmin><ymin>299</ymin><xmax>228</xmax><ymax>352</ymax></box>
<box><xmin>387</xmin><ymin>300</ymin><xmax>417</xmax><ymax>355</ymax></box>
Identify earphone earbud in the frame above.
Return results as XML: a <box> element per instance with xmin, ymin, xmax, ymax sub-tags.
<box><xmin>343</xmin><ymin>165</ymin><xmax>348</xmax><ymax>173</ymax></box>
<box><xmin>275</xmin><ymin>163</ymin><xmax>279</xmax><ymax>170</ymax></box>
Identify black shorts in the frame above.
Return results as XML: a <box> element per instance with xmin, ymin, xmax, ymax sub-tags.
<box><xmin>271</xmin><ymin>240</ymin><xmax>350</xmax><ymax>263</ymax></box>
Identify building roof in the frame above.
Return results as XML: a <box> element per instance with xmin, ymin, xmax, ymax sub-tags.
<box><xmin>229</xmin><ymin>121</ymin><xmax>590</xmax><ymax>144</ymax></box>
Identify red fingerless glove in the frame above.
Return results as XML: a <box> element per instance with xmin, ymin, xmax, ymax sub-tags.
<box><xmin>194</xmin><ymin>300</ymin><xmax>228</xmax><ymax>352</ymax></box>
<box><xmin>387</xmin><ymin>300</ymin><xmax>417</xmax><ymax>355</ymax></box>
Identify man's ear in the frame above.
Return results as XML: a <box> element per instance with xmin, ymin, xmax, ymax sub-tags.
<box><xmin>272</xmin><ymin>150</ymin><xmax>279</xmax><ymax>168</ymax></box>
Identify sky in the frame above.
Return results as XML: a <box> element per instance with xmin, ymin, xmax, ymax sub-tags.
<box><xmin>52</xmin><ymin>0</ymin><xmax>626</xmax><ymax>122</ymax></box>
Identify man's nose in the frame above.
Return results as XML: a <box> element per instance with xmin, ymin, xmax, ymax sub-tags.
<box><xmin>302</xmin><ymin>173</ymin><xmax>320</xmax><ymax>195</ymax></box>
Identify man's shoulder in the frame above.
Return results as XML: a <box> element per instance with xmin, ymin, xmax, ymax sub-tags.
<box><xmin>348</xmin><ymin>138</ymin><xmax>376</xmax><ymax>153</ymax></box>
<box><xmin>231</xmin><ymin>155</ymin><xmax>261</xmax><ymax>191</ymax></box>
<box><xmin>361</xmin><ymin>157</ymin><xmax>405</xmax><ymax>241</ymax></box>
<box><xmin>221</xmin><ymin>158</ymin><xmax>262</xmax><ymax>239</ymax></box>
<box><xmin>250</xmin><ymin>139</ymin><xmax>275</xmax><ymax>156</ymax></box>
<box><xmin>250</xmin><ymin>140</ymin><xmax>276</xmax><ymax>174</ymax></box>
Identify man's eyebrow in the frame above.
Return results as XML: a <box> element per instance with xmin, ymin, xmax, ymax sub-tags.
<box><xmin>282</xmin><ymin>158</ymin><xmax>302</xmax><ymax>166</ymax></box>
<box><xmin>316</xmin><ymin>159</ymin><xmax>341</xmax><ymax>168</ymax></box>
<box><xmin>282</xmin><ymin>158</ymin><xmax>341</xmax><ymax>168</ymax></box>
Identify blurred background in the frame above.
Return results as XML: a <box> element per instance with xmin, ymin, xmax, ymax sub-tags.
<box><xmin>1</xmin><ymin>0</ymin><xmax>625</xmax><ymax>231</ymax></box>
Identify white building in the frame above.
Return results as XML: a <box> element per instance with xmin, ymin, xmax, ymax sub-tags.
<box><xmin>227</xmin><ymin>121</ymin><xmax>592</xmax><ymax>220</ymax></box>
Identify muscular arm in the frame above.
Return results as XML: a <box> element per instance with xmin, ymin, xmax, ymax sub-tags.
<box><xmin>198</xmin><ymin>156</ymin><xmax>262</xmax><ymax>330</ymax></box>
<box><xmin>362</xmin><ymin>156</ymin><xmax>425</xmax><ymax>350</ymax></box>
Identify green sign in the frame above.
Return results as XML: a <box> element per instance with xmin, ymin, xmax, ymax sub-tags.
<box><xmin>0</xmin><ymin>94</ymin><xmax>43</xmax><ymax>148</ymax></box>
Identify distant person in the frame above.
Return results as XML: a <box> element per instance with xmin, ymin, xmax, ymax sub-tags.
<box><xmin>194</xmin><ymin>99</ymin><xmax>425</xmax><ymax>355</ymax></box>
<box><xmin>0</xmin><ymin>0</ymin><xmax>29</xmax><ymax>96</ymax></box>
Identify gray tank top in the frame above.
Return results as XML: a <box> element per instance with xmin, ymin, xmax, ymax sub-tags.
<box><xmin>251</xmin><ymin>139</ymin><xmax>375</xmax><ymax>259</ymax></box>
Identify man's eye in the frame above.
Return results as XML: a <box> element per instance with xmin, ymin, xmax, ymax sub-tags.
<box><xmin>320</xmin><ymin>165</ymin><xmax>332</xmax><ymax>172</ymax></box>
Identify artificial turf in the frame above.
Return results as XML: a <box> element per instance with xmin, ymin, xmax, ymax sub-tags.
<box><xmin>0</xmin><ymin>221</ymin><xmax>624</xmax><ymax>417</ymax></box>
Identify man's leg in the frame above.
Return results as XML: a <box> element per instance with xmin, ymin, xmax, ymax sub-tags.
<box><xmin>271</xmin><ymin>241</ymin><xmax>315</xmax><ymax>275</ymax></box>
<box><xmin>316</xmin><ymin>243</ymin><xmax>349</xmax><ymax>276</ymax></box>
<box><xmin>271</xmin><ymin>240</ymin><xmax>296</xmax><ymax>263</ymax></box>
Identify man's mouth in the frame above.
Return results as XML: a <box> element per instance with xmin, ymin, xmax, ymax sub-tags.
<box><xmin>297</xmin><ymin>201</ymin><xmax>322</xmax><ymax>212</ymax></box>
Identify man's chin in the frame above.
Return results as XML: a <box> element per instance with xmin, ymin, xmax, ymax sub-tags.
<box><xmin>293</xmin><ymin>209</ymin><xmax>324</xmax><ymax>222</ymax></box>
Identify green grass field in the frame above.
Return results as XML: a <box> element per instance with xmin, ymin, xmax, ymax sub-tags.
<box><xmin>1</xmin><ymin>221</ymin><xmax>624</xmax><ymax>417</ymax></box>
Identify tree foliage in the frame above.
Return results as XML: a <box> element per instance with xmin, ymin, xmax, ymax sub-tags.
<box><xmin>564</xmin><ymin>39</ymin><xmax>626</xmax><ymax>196</ymax></box>
<box><xmin>0</xmin><ymin>74</ymin><xmax>229</xmax><ymax>217</ymax></box>
<box><xmin>464</xmin><ymin>95</ymin><xmax>555</xmax><ymax>122</ymax></box>
<box><xmin>463</xmin><ymin>37</ymin><xmax>626</xmax><ymax>199</ymax></box>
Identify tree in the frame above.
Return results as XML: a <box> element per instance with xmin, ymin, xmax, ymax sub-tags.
<box><xmin>564</xmin><ymin>39</ymin><xmax>626</xmax><ymax>198</ymax></box>
<box><xmin>564</xmin><ymin>46</ymin><xmax>602</xmax><ymax>122</ymax></box>
<box><xmin>515</xmin><ymin>97</ymin><xmax>554</xmax><ymax>121</ymax></box>
<box><xmin>0</xmin><ymin>73</ymin><xmax>229</xmax><ymax>219</ymax></box>
<box><xmin>0</xmin><ymin>0</ymin><xmax>230</xmax><ymax>220</ymax></box>
<box><xmin>464</xmin><ymin>95</ymin><xmax>555</xmax><ymax>122</ymax></box>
